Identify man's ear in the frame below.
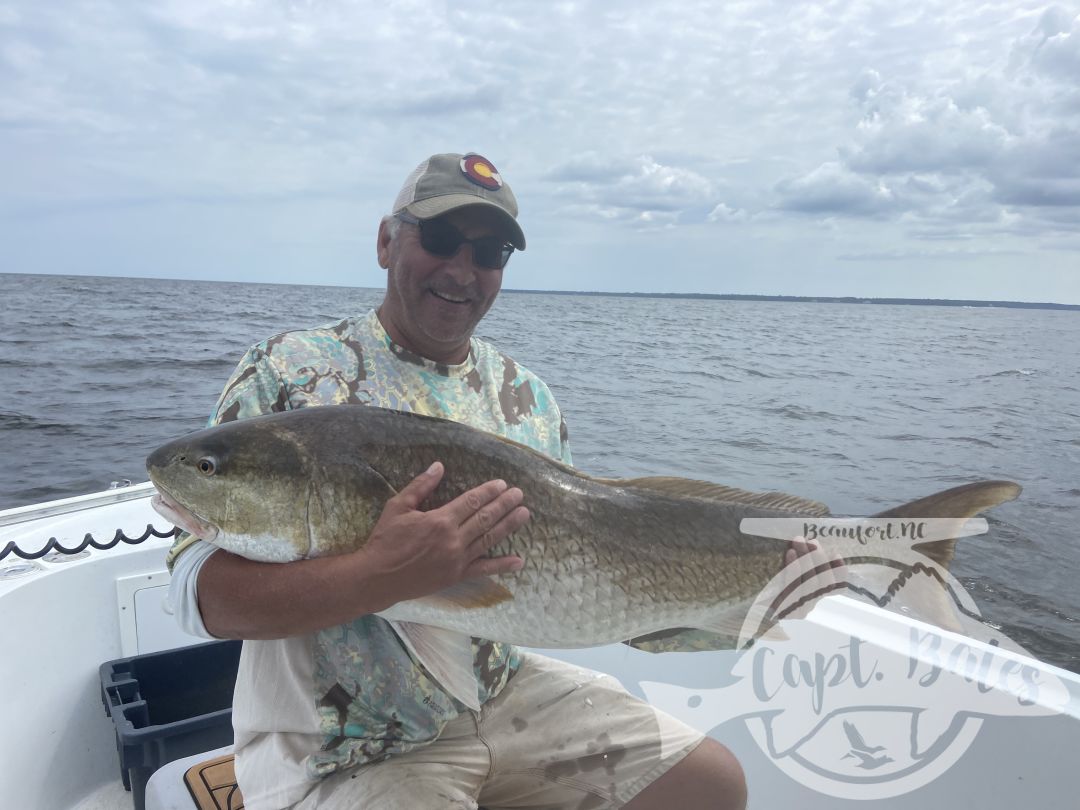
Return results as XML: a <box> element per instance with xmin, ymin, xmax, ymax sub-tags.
<box><xmin>377</xmin><ymin>218</ymin><xmax>392</xmax><ymax>269</ymax></box>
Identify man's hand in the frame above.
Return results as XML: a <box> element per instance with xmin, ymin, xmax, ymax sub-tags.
<box><xmin>358</xmin><ymin>461</ymin><xmax>531</xmax><ymax>609</ymax></box>
<box><xmin>195</xmin><ymin>461</ymin><xmax>529</xmax><ymax>639</ymax></box>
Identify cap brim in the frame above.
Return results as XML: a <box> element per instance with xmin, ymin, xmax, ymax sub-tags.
<box><xmin>404</xmin><ymin>195</ymin><xmax>526</xmax><ymax>250</ymax></box>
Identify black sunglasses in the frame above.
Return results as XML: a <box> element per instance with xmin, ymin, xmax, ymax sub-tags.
<box><xmin>396</xmin><ymin>212</ymin><xmax>515</xmax><ymax>270</ymax></box>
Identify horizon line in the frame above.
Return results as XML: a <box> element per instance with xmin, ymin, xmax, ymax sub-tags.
<box><xmin>3</xmin><ymin>270</ymin><xmax>1078</xmax><ymax>310</ymax></box>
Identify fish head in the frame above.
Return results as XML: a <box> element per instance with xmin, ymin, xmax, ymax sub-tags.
<box><xmin>146</xmin><ymin>417</ymin><xmax>313</xmax><ymax>561</ymax></box>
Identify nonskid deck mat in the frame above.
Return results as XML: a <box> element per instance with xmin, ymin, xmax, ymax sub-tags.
<box><xmin>184</xmin><ymin>753</ymin><xmax>244</xmax><ymax>810</ymax></box>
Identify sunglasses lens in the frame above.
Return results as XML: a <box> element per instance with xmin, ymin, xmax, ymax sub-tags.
<box><xmin>417</xmin><ymin>218</ymin><xmax>514</xmax><ymax>269</ymax></box>
<box><xmin>418</xmin><ymin>219</ymin><xmax>463</xmax><ymax>258</ymax></box>
<box><xmin>471</xmin><ymin>238</ymin><xmax>514</xmax><ymax>270</ymax></box>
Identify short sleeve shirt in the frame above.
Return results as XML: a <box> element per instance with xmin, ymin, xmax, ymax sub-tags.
<box><xmin>166</xmin><ymin>310</ymin><xmax>571</xmax><ymax>809</ymax></box>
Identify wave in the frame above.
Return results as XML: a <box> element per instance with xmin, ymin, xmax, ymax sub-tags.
<box><xmin>0</xmin><ymin>411</ymin><xmax>75</xmax><ymax>434</ymax></box>
<box><xmin>949</xmin><ymin>435</ymin><xmax>998</xmax><ymax>448</ymax></box>
<box><xmin>87</xmin><ymin>356</ymin><xmax>234</xmax><ymax>372</ymax></box>
<box><xmin>981</xmin><ymin>368</ymin><xmax>1038</xmax><ymax>378</ymax></box>
<box><xmin>692</xmin><ymin>370</ymin><xmax>739</xmax><ymax>382</ymax></box>
<box><xmin>725</xmin><ymin>437</ymin><xmax>769</xmax><ymax>449</ymax></box>
<box><xmin>765</xmin><ymin>404</ymin><xmax>866</xmax><ymax>423</ymax></box>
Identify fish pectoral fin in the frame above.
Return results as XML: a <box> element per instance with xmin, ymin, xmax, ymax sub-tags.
<box><xmin>696</xmin><ymin>607</ymin><xmax>789</xmax><ymax>647</ymax></box>
<box><xmin>873</xmin><ymin>480</ymin><xmax>1022</xmax><ymax>569</ymax></box>
<box><xmin>610</xmin><ymin>476</ymin><xmax>831</xmax><ymax>516</ymax></box>
<box><xmin>422</xmin><ymin>578</ymin><xmax>515</xmax><ymax>611</ymax></box>
<box><xmin>386</xmin><ymin>620</ymin><xmax>481</xmax><ymax>712</ymax></box>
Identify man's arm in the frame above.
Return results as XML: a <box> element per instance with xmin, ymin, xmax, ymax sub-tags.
<box><xmin>170</xmin><ymin>342</ymin><xmax>529</xmax><ymax>639</ymax></box>
<box><xmin>197</xmin><ymin>461</ymin><xmax>530</xmax><ymax>639</ymax></box>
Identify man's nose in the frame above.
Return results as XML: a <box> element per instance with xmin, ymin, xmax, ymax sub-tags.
<box><xmin>443</xmin><ymin>244</ymin><xmax>478</xmax><ymax>281</ymax></box>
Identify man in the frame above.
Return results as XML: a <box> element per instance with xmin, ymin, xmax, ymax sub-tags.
<box><xmin>167</xmin><ymin>153</ymin><xmax>748</xmax><ymax>809</ymax></box>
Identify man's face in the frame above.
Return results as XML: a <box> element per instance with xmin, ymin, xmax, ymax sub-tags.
<box><xmin>377</xmin><ymin>205</ymin><xmax>509</xmax><ymax>364</ymax></box>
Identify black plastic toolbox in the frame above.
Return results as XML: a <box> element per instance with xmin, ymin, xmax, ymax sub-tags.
<box><xmin>100</xmin><ymin>640</ymin><xmax>242</xmax><ymax>810</ymax></box>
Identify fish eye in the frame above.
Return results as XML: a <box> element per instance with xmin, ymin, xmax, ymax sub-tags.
<box><xmin>197</xmin><ymin>457</ymin><xmax>217</xmax><ymax>476</ymax></box>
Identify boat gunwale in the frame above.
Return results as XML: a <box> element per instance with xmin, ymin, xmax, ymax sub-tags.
<box><xmin>0</xmin><ymin>481</ymin><xmax>157</xmax><ymax>529</ymax></box>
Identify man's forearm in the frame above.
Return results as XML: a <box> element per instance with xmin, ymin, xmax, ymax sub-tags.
<box><xmin>197</xmin><ymin>548</ymin><xmax>398</xmax><ymax>639</ymax></box>
<box><xmin>194</xmin><ymin>464</ymin><xmax>529</xmax><ymax>640</ymax></box>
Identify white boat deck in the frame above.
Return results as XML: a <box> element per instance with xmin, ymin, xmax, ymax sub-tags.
<box><xmin>3</xmin><ymin>486</ymin><xmax>1079</xmax><ymax>809</ymax></box>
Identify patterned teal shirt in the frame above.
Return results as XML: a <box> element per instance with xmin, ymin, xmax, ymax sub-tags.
<box><xmin>167</xmin><ymin>309</ymin><xmax>571</xmax><ymax>808</ymax></box>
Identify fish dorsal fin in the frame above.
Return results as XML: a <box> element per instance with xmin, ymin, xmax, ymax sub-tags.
<box><xmin>872</xmin><ymin>480</ymin><xmax>1021</xmax><ymax>568</ymax></box>
<box><xmin>611</xmin><ymin>476</ymin><xmax>831</xmax><ymax>516</ymax></box>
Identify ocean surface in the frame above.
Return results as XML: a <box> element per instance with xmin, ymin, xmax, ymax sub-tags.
<box><xmin>1</xmin><ymin>273</ymin><xmax>1078</xmax><ymax>672</ymax></box>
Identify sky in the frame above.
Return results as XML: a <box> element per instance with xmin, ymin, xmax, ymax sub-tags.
<box><xmin>2</xmin><ymin>0</ymin><xmax>1079</xmax><ymax>303</ymax></box>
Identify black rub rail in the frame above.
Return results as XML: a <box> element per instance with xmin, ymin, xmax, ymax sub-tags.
<box><xmin>0</xmin><ymin>524</ymin><xmax>181</xmax><ymax>563</ymax></box>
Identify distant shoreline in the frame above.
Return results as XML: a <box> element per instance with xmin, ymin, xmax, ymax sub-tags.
<box><xmin>4</xmin><ymin>272</ymin><xmax>1078</xmax><ymax>310</ymax></box>
<box><xmin>504</xmin><ymin>289</ymin><xmax>1080</xmax><ymax>311</ymax></box>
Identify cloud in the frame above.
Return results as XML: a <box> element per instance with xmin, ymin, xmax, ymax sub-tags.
<box><xmin>1</xmin><ymin>0</ymin><xmax>1078</xmax><ymax>300</ymax></box>
<box><xmin>775</xmin><ymin>162</ymin><xmax>905</xmax><ymax>217</ymax></box>
<box><xmin>544</xmin><ymin>154</ymin><xmax>714</xmax><ymax>225</ymax></box>
<box><xmin>543</xmin><ymin>155</ymin><xmax>644</xmax><ymax>185</ymax></box>
<box><xmin>383</xmin><ymin>85</ymin><xmax>507</xmax><ymax>118</ymax></box>
<box><xmin>775</xmin><ymin>6</ymin><xmax>1080</xmax><ymax>238</ymax></box>
<box><xmin>990</xmin><ymin>127</ymin><xmax>1080</xmax><ymax>206</ymax></box>
<box><xmin>843</xmin><ymin>95</ymin><xmax>1009</xmax><ymax>176</ymax></box>
<box><xmin>838</xmin><ymin>246</ymin><xmax>1022</xmax><ymax>262</ymax></box>
<box><xmin>1010</xmin><ymin>4</ymin><xmax>1080</xmax><ymax>80</ymax></box>
<box><xmin>707</xmin><ymin>203</ymin><xmax>748</xmax><ymax>223</ymax></box>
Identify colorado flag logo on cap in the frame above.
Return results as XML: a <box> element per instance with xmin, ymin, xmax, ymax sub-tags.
<box><xmin>460</xmin><ymin>154</ymin><xmax>503</xmax><ymax>190</ymax></box>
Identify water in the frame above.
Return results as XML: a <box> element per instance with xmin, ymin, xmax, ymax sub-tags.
<box><xmin>2</xmin><ymin>273</ymin><xmax>1078</xmax><ymax>671</ymax></box>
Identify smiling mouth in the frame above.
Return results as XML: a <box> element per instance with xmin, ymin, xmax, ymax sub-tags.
<box><xmin>430</xmin><ymin>290</ymin><xmax>471</xmax><ymax>304</ymax></box>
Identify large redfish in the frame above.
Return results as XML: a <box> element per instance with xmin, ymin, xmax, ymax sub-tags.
<box><xmin>147</xmin><ymin>405</ymin><xmax>1020</xmax><ymax>709</ymax></box>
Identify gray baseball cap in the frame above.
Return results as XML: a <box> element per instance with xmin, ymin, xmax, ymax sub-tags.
<box><xmin>392</xmin><ymin>153</ymin><xmax>526</xmax><ymax>250</ymax></box>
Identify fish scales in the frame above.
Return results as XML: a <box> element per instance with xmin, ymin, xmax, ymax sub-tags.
<box><xmin>337</xmin><ymin>413</ymin><xmax>791</xmax><ymax>644</ymax></box>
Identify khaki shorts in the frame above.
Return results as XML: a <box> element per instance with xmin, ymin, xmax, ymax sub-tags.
<box><xmin>292</xmin><ymin>652</ymin><xmax>705</xmax><ymax>809</ymax></box>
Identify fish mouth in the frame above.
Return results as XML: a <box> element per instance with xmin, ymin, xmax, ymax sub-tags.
<box><xmin>150</xmin><ymin>489</ymin><xmax>219</xmax><ymax>542</ymax></box>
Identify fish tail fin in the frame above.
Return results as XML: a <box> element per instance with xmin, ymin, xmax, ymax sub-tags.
<box><xmin>861</xmin><ymin>480</ymin><xmax>1021</xmax><ymax>634</ymax></box>
<box><xmin>873</xmin><ymin>480</ymin><xmax>1021</xmax><ymax>568</ymax></box>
